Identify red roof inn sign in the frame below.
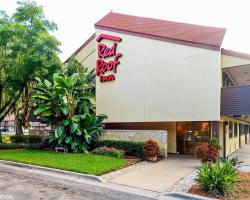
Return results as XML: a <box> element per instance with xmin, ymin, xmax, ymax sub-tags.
<box><xmin>96</xmin><ymin>34</ymin><xmax>122</xmax><ymax>82</ymax></box>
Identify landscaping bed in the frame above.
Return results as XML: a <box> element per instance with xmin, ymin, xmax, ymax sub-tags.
<box><xmin>0</xmin><ymin>149</ymin><xmax>127</xmax><ymax>175</ymax></box>
<box><xmin>189</xmin><ymin>172</ymin><xmax>250</xmax><ymax>200</ymax></box>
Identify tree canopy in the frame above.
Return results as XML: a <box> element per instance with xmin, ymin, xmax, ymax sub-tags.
<box><xmin>0</xmin><ymin>1</ymin><xmax>61</xmax><ymax>124</ymax></box>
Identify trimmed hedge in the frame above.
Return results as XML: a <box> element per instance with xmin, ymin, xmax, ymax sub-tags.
<box><xmin>93</xmin><ymin>140</ymin><xmax>144</xmax><ymax>157</ymax></box>
<box><xmin>10</xmin><ymin>135</ymin><xmax>43</xmax><ymax>144</ymax></box>
<box><xmin>0</xmin><ymin>143</ymin><xmax>24</xmax><ymax>149</ymax></box>
<box><xmin>25</xmin><ymin>143</ymin><xmax>44</xmax><ymax>150</ymax></box>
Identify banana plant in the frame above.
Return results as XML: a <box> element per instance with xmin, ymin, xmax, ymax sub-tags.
<box><xmin>32</xmin><ymin>68</ymin><xmax>107</xmax><ymax>153</ymax></box>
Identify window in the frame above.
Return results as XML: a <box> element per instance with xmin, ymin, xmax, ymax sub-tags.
<box><xmin>234</xmin><ymin>122</ymin><xmax>238</xmax><ymax>137</ymax></box>
<box><xmin>239</xmin><ymin>124</ymin><xmax>243</xmax><ymax>136</ymax></box>
<box><xmin>229</xmin><ymin>121</ymin><xmax>233</xmax><ymax>138</ymax></box>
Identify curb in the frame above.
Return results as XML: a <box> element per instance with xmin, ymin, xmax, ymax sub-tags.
<box><xmin>159</xmin><ymin>192</ymin><xmax>212</xmax><ymax>200</ymax></box>
<box><xmin>0</xmin><ymin>160</ymin><xmax>106</xmax><ymax>183</ymax></box>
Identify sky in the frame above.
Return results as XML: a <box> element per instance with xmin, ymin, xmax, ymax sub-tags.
<box><xmin>1</xmin><ymin>0</ymin><xmax>250</xmax><ymax>62</ymax></box>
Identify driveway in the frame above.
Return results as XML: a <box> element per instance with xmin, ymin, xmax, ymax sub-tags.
<box><xmin>231</xmin><ymin>143</ymin><xmax>250</xmax><ymax>165</ymax></box>
<box><xmin>103</xmin><ymin>156</ymin><xmax>200</xmax><ymax>192</ymax></box>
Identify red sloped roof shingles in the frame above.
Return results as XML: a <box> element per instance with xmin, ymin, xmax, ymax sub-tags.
<box><xmin>95</xmin><ymin>12</ymin><xmax>226</xmax><ymax>50</ymax></box>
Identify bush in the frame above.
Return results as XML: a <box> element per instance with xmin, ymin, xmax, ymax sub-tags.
<box><xmin>93</xmin><ymin>140</ymin><xmax>144</xmax><ymax>157</ymax></box>
<box><xmin>208</xmin><ymin>138</ymin><xmax>221</xmax><ymax>151</ymax></box>
<box><xmin>0</xmin><ymin>143</ymin><xmax>24</xmax><ymax>149</ymax></box>
<box><xmin>196</xmin><ymin>160</ymin><xmax>241</xmax><ymax>197</ymax></box>
<box><xmin>2</xmin><ymin>136</ymin><xmax>11</xmax><ymax>143</ymax></box>
<box><xmin>42</xmin><ymin>134</ymin><xmax>57</xmax><ymax>149</ymax></box>
<box><xmin>25</xmin><ymin>143</ymin><xmax>44</xmax><ymax>150</ymax></box>
<box><xmin>93</xmin><ymin>146</ymin><xmax>125</xmax><ymax>158</ymax></box>
<box><xmin>195</xmin><ymin>138</ymin><xmax>221</xmax><ymax>163</ymax></box>
<box><xmin>143</xmin><ymin>139</ymin><xmax>160</xmax><ymax>158</ymax></box>
<box><xmin>10</xmin><ymin>135</ymin><xmax>43</xmax><ymax>144</ymax></box>
<box><xmin>195</xmin><ymin>143</ymin><xmax>219</xmax><ymax>163</ymax></box>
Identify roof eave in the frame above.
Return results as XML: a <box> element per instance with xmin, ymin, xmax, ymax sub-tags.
<box><xmin>95</xmin><ymin>25</ymin><xmax>221</xmax><ymax>51</ymax></box>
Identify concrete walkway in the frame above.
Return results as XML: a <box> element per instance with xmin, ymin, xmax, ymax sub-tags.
<box><xmin>231</xmin><ymin>142</ymin><xmax>250</xmax><ymax>165</ymax></box>
<box><xmin>104</xmin><ymin>156</ymin><xmax>200</xmax><ymax>192</ymax></box>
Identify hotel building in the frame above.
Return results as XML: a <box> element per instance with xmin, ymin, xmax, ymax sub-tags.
<box><xmin>66</xmin><ymin>12</ymin><xmax>250</xmax><ymax>158</ymax></box>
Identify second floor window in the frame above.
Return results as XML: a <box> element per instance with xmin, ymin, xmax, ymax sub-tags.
<box><xmin>229</xmin><ymin>121</ymin><xmax>233</xmax><ymax>138</ymax></box>
<box><xmin>239</xmin><ymin>124</ymin><xmax>243</xmax><ymax>135</ymax></box>
<box><xmin>234</xmin><ymin>122</ymin><xmax>238</xmax><ymax>137</ymax></box>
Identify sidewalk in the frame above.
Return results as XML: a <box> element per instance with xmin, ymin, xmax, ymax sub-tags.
<box><xmin>103</xmin><ymin>156</ymin><xmax>200</xmax><ymax>192</ymax></box>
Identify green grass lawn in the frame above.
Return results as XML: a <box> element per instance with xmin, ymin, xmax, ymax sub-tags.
<box><xmin>0</xmin><ymin>149</ymin><xmax>127</xmax><ymax>175</ymax></box>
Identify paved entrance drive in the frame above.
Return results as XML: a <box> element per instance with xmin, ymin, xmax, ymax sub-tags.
<box><xmin>232</xmin><ymin>143</ymin><xmax>250</xmax><ymax>165</ymax></box>
<box><xmin>103</xmin><ymin>156</ymin><xmax>200</xmax><ymax>192</ymax></box>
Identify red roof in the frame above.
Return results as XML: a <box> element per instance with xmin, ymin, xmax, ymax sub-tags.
<box><xmin>221</xmin><ymin>48</ymin><xmax>250</xmax><ymax>60</ymax></box>
<box><xmin>95</xmin><ymin>12</ymin><xmax>226</xmax><ymax>50</ymax></box>
<box><xmin>3</xmin><ymin>114</ymin><xmax>15</xmax><ymax>122</ymax></box>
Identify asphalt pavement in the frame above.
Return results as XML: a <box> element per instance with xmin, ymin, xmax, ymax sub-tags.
<box><xmin>0</xmin><ymin>164</ymin><xmax>155</xmax><ymax>200</ymax></box>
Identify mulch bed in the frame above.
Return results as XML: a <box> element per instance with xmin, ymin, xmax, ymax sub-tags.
<box><xmin>189</xmin><ymin>172</ymin><xmax>250</xmax><ymax>200</ymax></box>
<box><xmin>124</xmin><ymin>156</ymin><xmax>142</xmax><ymax>165</ymax></box>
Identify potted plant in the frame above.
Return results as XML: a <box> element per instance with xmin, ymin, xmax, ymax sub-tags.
<box><xmin>143</xmin><ymin>139</ymin><xmax>160</xmax><ymax>162</ymax></box>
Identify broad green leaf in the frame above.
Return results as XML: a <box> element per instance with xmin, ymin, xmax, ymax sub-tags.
<box><xmin>55</xmin><ymin>126</ymin><xmax>64</xmax><ymax>138</ymax></box>
<box><xmin>34</xmin><ymin>105</ymin><xmax>50</xmax><ymax>115</ymax></box>
<box><xmin>61</xmin><ymin>106</ymin><xmax>69</xmax><ymax>115</ymax></box>
<box><xmin>65</xmin><ymin>136</ymin><xmax>72</xmax><ymax>144</ymax></box>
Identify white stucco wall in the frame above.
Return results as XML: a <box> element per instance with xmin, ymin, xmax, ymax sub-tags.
<box><xmin>221</xmin><ymin>55</ymin><xmax>250</xmax><ymax>68</ymax></box>
<box><xmin>75</xmin><ymin>39</ymin><xmax>96</xmax><ymax>71</ymax></box>
<box><xmin>95</xmin><ymin>29</ymin><xmax>221</xmax><ymax>122</ymax></box>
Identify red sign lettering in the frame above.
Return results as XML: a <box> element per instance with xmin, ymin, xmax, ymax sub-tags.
<box><xmin>100</xmin><ymin>75</ymin><xmax>115</xmax><ymax>82</ymax></box>
<box><xmin>98</xmin><ymin>43</ymin><xmax>117</xmax><ymax>58</ymax></box>
<box><xmin>96</xmin><ymin>34</ymin><xmax>122</xmax><ymax>83</ymax></box>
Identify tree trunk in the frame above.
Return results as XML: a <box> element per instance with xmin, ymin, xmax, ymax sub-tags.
<box><xmin>15</xmin><ymin>115</ymin><xmax>23</xmax><ymax>135</ymax></box>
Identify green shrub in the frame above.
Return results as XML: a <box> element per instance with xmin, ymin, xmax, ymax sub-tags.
<box><xmin>208</xmin><ymin>138</ymin><xmax>221</xmax><ymax>151</ymax></box>
<box><xmin>10</xmin><ymin>135</ymin><xmax>43</xmax><ymax>144</ymax></box>
<box><xmin>42</xmin><ymin>134</ymin><xmax>57</xmax><ymax>149</ymax></box>
<box><xmin>93</xmin><ymin>146</ymin><xmax>125</xmax><ymax>158</ymax></box>
<box><xmin>196</xmin><ymin>160</ymin><xmax>241</xmax><ymax>197</ymax></box>
<box><xmin>25</xmin><ymin>143</ymin><xmax>44</xmax><ymax>150</ymax></box>
<box><xmin>0</xmin><ymin>143</ymin><xmax>24</xmax><ymax>149</ymax></box>
<box><xmin>93</xmin><ymin>140</ymin><xmax>144</xmax><ymax>157</ymax></box>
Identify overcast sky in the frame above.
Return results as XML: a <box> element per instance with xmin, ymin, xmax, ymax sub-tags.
<box><xmin>1</xmin><ymin>0</ymin><xmax>250</xmax><ymax>62</ymax></box>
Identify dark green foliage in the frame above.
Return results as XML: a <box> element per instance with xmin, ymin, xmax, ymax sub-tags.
<box><xmin>93</xmin><ymin>146</ymin><xmax>125</xmax><ymax>158</ymax></box>
<box><xmin>10</xmin><ymin>135</ymin><xmax>43</xmax><ymax>144</ymax></box>
<box><xmin>42</xmin><ymin>134</ymin><xmax>57</xmax><ymax>149</ymax></box>
<box><xmin>32</xmin><ymin>59</ymin><xmax>107</xmax><ymax>153</ymax></box>
<box><xmin>93</xmin><ymin>140</ymin><xmax>144</xmax><ymax>157</ymax></box>
<box><xmin>196</xmin><ymin>160</ymin><xmax>241</xmax><ymax>197</ymax></box>
<box><xmin>0</xmin><ymin>143</ymin><xmax>24</xmax><ymax>149</ymax></box>
<box><xmin>25</xmin><ymin>143</ymin><xmax>44</xmax><ymax>150</ymax></box>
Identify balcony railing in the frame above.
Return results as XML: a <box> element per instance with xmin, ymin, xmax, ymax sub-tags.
<box><xmin>221</xmin><ymin>85</ymin><xmax>250</xmax><ymax>115</ymax></box>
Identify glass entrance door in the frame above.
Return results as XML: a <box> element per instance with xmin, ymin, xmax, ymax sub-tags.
<box><xmin>176</xmin><ymin>122</ymin><xmax>211</xmax><ymax>156</ymax></box>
